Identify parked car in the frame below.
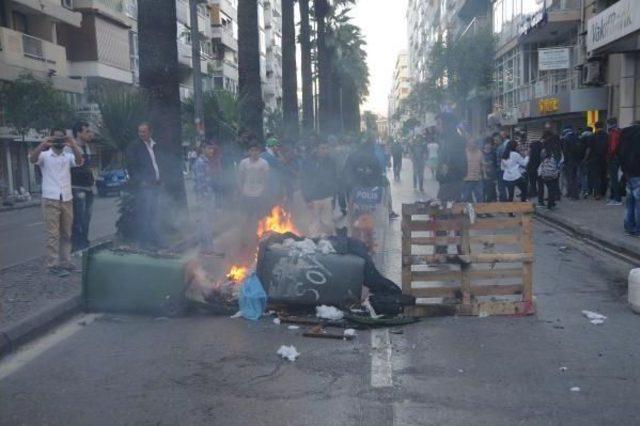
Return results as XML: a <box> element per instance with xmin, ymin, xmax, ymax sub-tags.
<box><xmin>96</xmin><ymin>168</ymin><xmax>128</xmax><ymax>197</ymax></box>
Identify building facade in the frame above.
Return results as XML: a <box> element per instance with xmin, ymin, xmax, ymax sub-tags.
<box><xmin>490</xmin><ymin>0</ymin><xmax>608</xmax><ymax>139</ymax></box>
<box><xmin>388</xmin><ymin>51</ymin><xmax>410</xmax><ymax>139</ymax></box>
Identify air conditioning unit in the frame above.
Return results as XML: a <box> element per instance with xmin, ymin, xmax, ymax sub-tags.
<box><xmin>61</xmin><ymin>0</ymin><xmax>73</xmax><ymax>9</ymax></box>
<box><xmin>582</xmin><ymin>58</ymin><xmax>604</xmax><ymax>86</ymax></box>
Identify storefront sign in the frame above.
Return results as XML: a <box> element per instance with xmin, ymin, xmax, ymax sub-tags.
<box><xmin>587</xmin><ymin>0</ymin><xmax>640</xmax><ymax>52</ymax></box>
<box><xmin>538</xmin><ymin>47</ymin><xmax>570</xmax><ymax>71</ymax></box>
<box><xmin>538</xmin><ymin>98</ymin><xmax>560</xmax><ymax>115</ymax></box>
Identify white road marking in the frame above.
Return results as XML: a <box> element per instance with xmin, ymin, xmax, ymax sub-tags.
<box><xmin>371</xmin><ymin>328</ymin><xmax>393</xmax><ymax>387</ymax></box>
<box><xmin>0</xmin><ymin>313</ymin><xmax>102</xmax><ymax>381</ymax></box>
<box><xmin>26</xmin><ymin>221</ymin><xmax>43</xmax><ymax>227</ymax></box>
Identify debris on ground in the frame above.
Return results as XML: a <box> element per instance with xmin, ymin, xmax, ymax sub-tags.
<box><xmin>570</xmin><ymin>387</ymin><xmax>581</xmax><ymax>392</ymax></box>
<box><xmin>238</xmin><ymin>273</ymin><xmax>267</xmax><ymax>321</ymax></box>
<box><xmin>287</xmin><ymin>325</ymin><xmax>300</xmax><ymax>330</ymax></box>
<box><xmin>389</xmin><ymin>328</ymin><xmax>404</xmax><ymax>335</ymax></box>
<box><xmin>230</xmin><ymin>311</ymin><xmax>243</xmax><ymax>319</ymax></box>
<box><xmin>316</xmin><ymin>305</ymin><xmax>344</xmax><ymax>320</ymax></box>
<box><xmin>273</xmin><ymin>318</ymin><xmax>281</xmax><ymax>325</ymax></box>
<box><xmin>303</xmin><ymin>325</ymin><xmax>355</xmax><ymax>340</ymax></box>
<box><xmin>582</xmin><ymin>310</ymin><xmax>607</xmax><ymax>325</ymax></box>
<box><xmin>343</xmin><ymin>328</ymin><xmax>357</xmax><ymax>337</ymax></box>
<box><xmin>277</xmin><ymin>345</ymin><xmax>300</xmax><ymax>361</ymax></box>
<box><xmin>560</xmin><ymin>366</ymin><xmax>568</xmax><ymax>372</ymax></box>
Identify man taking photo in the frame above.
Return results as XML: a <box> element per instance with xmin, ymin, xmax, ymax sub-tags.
<box><xmin>30</xmin><ymin>128</ymin><xmax>84</xmax><ymax>276</ymax></box>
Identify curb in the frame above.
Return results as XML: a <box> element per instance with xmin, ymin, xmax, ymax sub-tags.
<box><xmin>535</xmin><ymin>209</ymin><xmax>640</xmax><ymax>264</ymax></box>
<box><xmin>0</xmin><ymin>295</ymin><xmax>82</xmax><ymax>356</ymax></box>
<box><xmin>0</xmin><ymin>200</ymin><xmax>40</xmax><ymax>212</ymax></box>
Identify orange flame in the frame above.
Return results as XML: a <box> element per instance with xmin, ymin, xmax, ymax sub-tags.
<box><xmin>226</xmin><ymin>265</ymin><xmax>248</xmax><ymax>282</ymax></box>
<box><xmin>256</xmin><ymin>205</ymin><xmax>299</xmax><ymax>239</ymax></box>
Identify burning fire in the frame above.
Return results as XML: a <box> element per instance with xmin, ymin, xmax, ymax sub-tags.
<box><xmin>256</xmin><ymin>205</ymin><xmax>299</xmax><ymax>239</ymax></box>
<box><xmin>227</xmin><ymin>265</ymin><xmax>248</xmax><ymax>282</ymax></box>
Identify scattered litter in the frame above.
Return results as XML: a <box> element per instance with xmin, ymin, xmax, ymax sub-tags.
<box><xmin>362</xmin><ymin>298</ymin><xmax>382</xmax><ymax>319</ymax></box>
<box><xmin>389</xmin><ymin>329</ymin><xmax>404</xmax><ymax>335</ymax></box>
<box><xmin>458</xmin><ymin>369</ymin><xmax>464</xmax><ymax>373</ymax></box>
<box><xmin>343</xmin><ymin>328</ymin><xmax>357</xmax><ymax>337</ymax></box>
<box><xmin>230</xmin><ymin>311</ymin><xmax>243</xmax><ymax>319</ymax></box>
<box><xmin>316</xmin><ymin>305</ymin><xmax>344</xmax><ymax>320</ymax></box>
<box><xmin>272</xmin><ymin>238</ymin><xmax>336</xmax><ymax>257</ymax></box>
<box><xmin>446</xmin><ymin>201</ymin><xmax>454</xmax><ymax>209</ymax></box>
<box><xmin>570</xmin><ymin>387</ymin><xmax>581</xmax><ymax>392</ymax></box>
<box><xmin>273</xmin><ymin>318</ymin><xmax>281</xmax><ymax>325</ymax></box>
<box><xmin>154</xmin><ymin>317</ymin><xmax>169</xmax><ymax>321</ymax></box>
<box><xmin>582</xmin><ymin>310</ymin><xmax>607</xmax><ymax>325</ymax></box>
<box><xmin>560</xmin><ymin>367</ymin><xmax>568</xmax><ymax>372</ymax></box>
<box><xmin>238</xmin><ymin>273</ymin><xmax>267</xmax><ymax>321</ymax></box>
<box><xmin>478</xmin><ymin>311</ymin><xmax>489</xmax><ymax>318</ymax></box>
<box><xmin>277</xmin><ymin>345</ymin><xmax>300</xmax><ymax>362</ymax></box>
<box><xmin>287</xmin><ymin>325</ymin><xmax>300</xmax><ymax>330</ymax></box>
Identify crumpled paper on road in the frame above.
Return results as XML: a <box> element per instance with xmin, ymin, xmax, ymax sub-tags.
<box><xmin>277</xmin><ymin>345</ymin><xmax>300</xmax><ymax>361</ymax></box>
<box><xmin>315</xmin><ymin>305</ymin><xmax>344</xmax><ymax>320</ymax></box>
<box><xmin>582</xmin><ymin>310</ymin><xmax>607</xmax><ymax>325</ymax></box>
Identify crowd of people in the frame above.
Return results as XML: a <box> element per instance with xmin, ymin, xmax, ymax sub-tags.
<box><xmin>392</xmin><ymin>114</ymin><xmax>640</xmax><ymax>238</ymax></box>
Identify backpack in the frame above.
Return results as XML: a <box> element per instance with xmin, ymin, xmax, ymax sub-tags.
<box><xmin>537</xmin><ymin>149</ymin><xmax>561</xmax><ymax>180</ymax></box>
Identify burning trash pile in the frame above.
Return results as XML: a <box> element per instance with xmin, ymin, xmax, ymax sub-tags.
<box><xmin>186</xmin><ymin>204</ymin><xmax>417</xmax><ymax>329</ymax></box>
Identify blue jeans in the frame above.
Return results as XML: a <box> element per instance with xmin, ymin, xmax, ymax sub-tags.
<box><xmin>462</xmin><ymin>181</ymin><xmax>483</xmax><ymax>202</ymax></box>
<box><xmin>72</xmin><ymin>188</ymin><xmax>94</xmax><ymax>251</ymax></box>
<box><xmin>625</xmin><ymin>176</ymin><xmax>640</xmax><ymax>236</ymax></box>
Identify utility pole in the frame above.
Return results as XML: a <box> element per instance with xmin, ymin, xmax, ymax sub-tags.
<box><xmin>189</xmin><ymin>0</ymin><xmax>205</xmax><ymax>145</ymax></box>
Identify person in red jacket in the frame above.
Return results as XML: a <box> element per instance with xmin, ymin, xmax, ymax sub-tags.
<box><xmin>606</xmin><ymin>117</ymin><xmax>623</xmax><ymax>205</ymax></box>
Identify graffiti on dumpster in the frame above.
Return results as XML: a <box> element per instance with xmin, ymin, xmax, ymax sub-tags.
<box><xmin>270</xmin><ymin>254</ymin><xmax>333</xmax><ymax>302</ymax></box>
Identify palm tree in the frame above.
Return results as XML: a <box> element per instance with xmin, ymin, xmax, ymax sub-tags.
<box><xmin>238</xmin><ymin>0</ymin><xmax>263</xmax><ymax>141</ymax></box>
<box><xmin>137</xmin><ymin>0</ymin><xmax>185</xmax><ymax>203</ymax></box>
<box><xmin>97</xmin><ymin>87</ymin><xmax>150</xmax><ymax>153</ymax></box>
<box><xmin>281</xmin><ymin>0</ymin><xmax>299</xmax><ymax>141</ymax></box>
<box><xmin>298</xmin><ymin>0</ymin><xmax>314</xmax><ymax>132</ymax></box>
<box><xmin>313</xmin><ymin>0</ymin><xmax>332</xmax><ymax>133</ymax></box>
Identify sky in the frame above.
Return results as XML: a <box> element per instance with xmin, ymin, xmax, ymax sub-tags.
<box><xmin>351</xmin><ymin>0</ymin><xmax>408</xmax><ymax>117</ymax></box>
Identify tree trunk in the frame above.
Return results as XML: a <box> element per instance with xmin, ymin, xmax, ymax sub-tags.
<box><xmin>341</xmin><ymin>77</ymin><xmax>360</xmax><ymax>133</ymax></box>
<box><xmin>138</xmin><ymin>0</ymin><xmax>185</xmax><ymax>204</ymax></box>
<box><xmin>281</xmin><ymin>0</ymin><xmax>299</xmax><ymax>142</ymax></box>
<box><xmin>298</xmin><ymin>0</ymin><xmax>314</xmax><ymax>133</ymax></box>
<box><xmin>238</xmin><ymin>0</ymin><xmax>264</xmax><ymax>141</ymax></box>
<box><xmin>314</xmin><ymin>0</ymin><xmax>332</xmax><ymax>134</ymax></box>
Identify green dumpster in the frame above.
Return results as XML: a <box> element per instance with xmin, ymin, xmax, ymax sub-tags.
<box><xmin>82</xmin><ymin>243</ymin><xmax>197</xmax><ymax>317</ymax></box>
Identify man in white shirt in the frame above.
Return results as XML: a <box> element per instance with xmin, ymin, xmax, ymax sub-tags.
<box><xmin>29</xmin><ymin>128</ymin><xmax>84</xmax><ymax>275</ymax></box>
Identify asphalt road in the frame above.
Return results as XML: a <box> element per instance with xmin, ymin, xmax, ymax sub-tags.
<box><xmin>1</xmin><ymin>164</ymin><xmax>639</xmax><ymax>425</ymax></box>
<box><xmin>0</xmin><ymin>196</ymin><xmax>118</xmax><ymax>269</ymax></box>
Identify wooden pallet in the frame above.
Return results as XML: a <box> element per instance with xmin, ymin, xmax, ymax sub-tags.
<box><xmin>401</xmin><ymin>202</ymin><xmax>535</xmax><ymax>317</ymax></box>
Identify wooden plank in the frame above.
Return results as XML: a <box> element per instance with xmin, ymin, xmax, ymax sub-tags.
<box><xmin>457</xmin><ymin>301</ymin><xmax>535</xmax><ymax>316</ymax></box>
<box><xmin>469</xmin><ymin>217</ymin><xmax>522</xmax><ymax>230</ymax></box>
<box><xmin>402</xmin><ymin>202</ymin><xmax>534</xmax><ymax>216</ymax></box>
<box><xmin>460</xmin><ymin>217</ymin><xmax>472</xmax><ymax>304</ymax></box>
<box><xmin>411</xmin><ymin>236</ymin><xmax>462</xmax><ymax>246</ymax></box>
<box><xmin>459</xmin><ymin>253</ymin><xmax>533</xmax><ymax>264</ymax></box>
<box><xmin>521</xmin><ymin>215</ymin><xmax>534</xmax><ymax>302</ymax></box>
<box><xmin>407</xmin><ymin>219</ymin><xmax>464</xmax><ymax>232</ymax></box>
<box><xmin>468</xmin><ymin>234</ymin><xmax>521</xmax><ymax>245</ymax></box>
<box><xmin>411</xmin><ymin>269</ymin><xmax>461</xmax><ymax>282</ymax></box>
<box><xmin>404</xmin><ymin>254</ymin><xmax>462</xmax><ymax>265</ymax></box>
<box><xmin>401</xmin><ymin>214</ymin><xmax>412</xmax><ymax>294</ymax></box>
<box><xmin>470</xmin><ymin>284</ymin><xmax>524</xmax><ymax>296</ymax></box>
<box><xmin>469</xmin><ymin>268</ymin><xmax>523</xmax><ymax>280</ymax></box>
<box><xmin>408</xmin><ymin>286</ymin><xmax>459</xmax><ymax>298</ymax></box>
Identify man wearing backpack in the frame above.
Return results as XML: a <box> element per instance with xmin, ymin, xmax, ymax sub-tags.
<box><xmin>619</xmin><ymin>121</ymin><xmax>640</xmax><ymax>237</ymax></box>
<box><xmin>561</xmin><ymin>125</ymin><xmax>582</xmax><ymax>200</ymax></box>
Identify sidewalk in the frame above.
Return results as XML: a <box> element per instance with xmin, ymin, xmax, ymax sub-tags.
<box><xmin>0</xmin><ymin>195</ymin><xmax>40</xmax><ymax>212</ymax></box>
<box><xmin>535</xmin><ymin>198</ymin><xmax>640</xmax><ymax>260</ymax></box>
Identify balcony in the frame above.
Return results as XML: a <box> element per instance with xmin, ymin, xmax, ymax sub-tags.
<box><xmin>210</xmin><ymin>59</ymin><xmax>238</xmax><ymax>81</ymax></box>
<box><xmin>211</xmin><ymin>25</ymin><xmax>237</xmax><ymax>51</ymax></box>
<box><xmin>12</xmin><ymin>0</ymin><xmax>82</xmax><ymax>27</ymax></box>
<box><xmin>73</xmin><ymin>0</ymin><xmax>133</xmax><ymax>27</ymax></box>
<box><xmin>0</xmin><ymin>27</ymin><xmax>69</xmax><ymax>77</ymax></box>
<box><xmin>517</xmin><ymin>71</ymin><xmax>580</xmax><ymax>104</ymax></box>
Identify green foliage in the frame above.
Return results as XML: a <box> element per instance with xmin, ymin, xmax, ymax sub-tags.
<box><xmin>96</xmin><ymin>87</ymin><xmax>150</xmax><ymax>153</ymax></box>
<box><xmin>402</xmin><ymin>117</ymin><xmax>421</xmax><ymax>136</ymax></box>
<box><xmin>363</xmin><ymin>110</ymin><xmax>377</xmax><ymax>134</ymax></box>
<box><xmin>264</xmin><ymin>108</ymin><xmax>284</xmax><ymax>138</ymax></box>
<box><xmin>115</xmin><ymin>190</ymin><xmax>137</xmax><ymax>242</ymax></box>
<box><xmin>401</xmin><ymin>25</ymin><xmax>495</xmax><ymax>117</ymax></box>
<box><xmin>182</xmin><ymin>89</ymin><xmax>242</xmax><ymax>144</ymax></box>
<box><xmin>0</xmin><ymin>74</ymin><xmax>73</xmax><ymax>136</ymax></box>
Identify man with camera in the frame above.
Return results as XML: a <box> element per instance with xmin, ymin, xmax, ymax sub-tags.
<box><xmin>30</xmin><ymin>128</ymin><xmax>84</xmax><ymax>275</ymax></box>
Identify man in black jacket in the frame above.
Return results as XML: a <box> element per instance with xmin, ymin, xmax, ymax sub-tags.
<box><xmin>561</xmin><ymin>125</ymin><xmax>582</xmax><ymax>200</ymax></box>
<box><xmin>126</xmin><ymin>122</ymin><xmax>162</xmax><ymax>248</ymax></box>
<box><xmin>301</xmin><ymin>141</ymin><xmax>340</xmax><ymax>237</ymax></box>
<box><xmin>620</xmin><ymin>122</ymin><xmax>640</xmax><ymax>237</ymax></box>
<box><xmin>70</xmin><ymin>121</ymin><xmax>96</xmax><ymax>252</ymax></box>
<box><xmin>585</xmin><ymin>121</ymin><xmax>608</xmax><ymax>199</ymax></box>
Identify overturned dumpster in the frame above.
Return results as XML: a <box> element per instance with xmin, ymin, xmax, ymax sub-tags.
<box><xmin>82</xmin><ymin>243</ymin><xmax>197</xmax><ymax>317</ymax></box>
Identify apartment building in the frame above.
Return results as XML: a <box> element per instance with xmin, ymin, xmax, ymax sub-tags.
<box><xmin>209</xmin><ymin>0</ymin><xmax>238</xmax><ymax>93</ymax></box>
<box><xmin>388</xmin><ymin>52</ymin><xmax>410</xmax><ymax>138</ymax></box>
<box><xmin>490</xmin><ymin>0</ymin><xmax>608</xmax><ymax>138</ymax></box>
<box><xmin>262</xmin><ymin>0</ymin><xmax>282</xmax><ymax>112</ymax></box>
<box><xmin>0</xmin><ymin>0</ymin><xmax>84</xmax><ymax>195</ymax></box>
<box><xmin>586</xmin><ymin>0</ymin><xmax>640</xmax><ymax>127</ymax></box>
